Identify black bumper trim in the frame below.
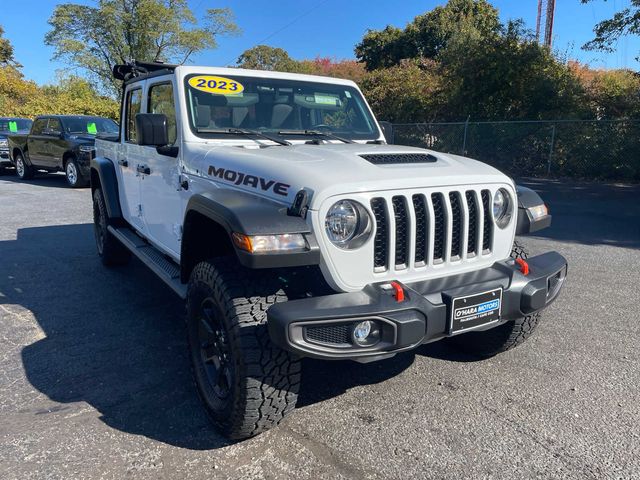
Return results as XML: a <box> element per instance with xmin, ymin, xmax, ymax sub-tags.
<box><xmin>268</xmin><ymin>251</ymin><xmax>568</xmax><ymax>361</ymax></box>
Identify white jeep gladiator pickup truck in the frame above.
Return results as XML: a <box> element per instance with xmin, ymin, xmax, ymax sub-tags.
<box><xmin>91</xmin><ymin>61</ymin><xmax>567</xmax><ymax>440</ymax></box>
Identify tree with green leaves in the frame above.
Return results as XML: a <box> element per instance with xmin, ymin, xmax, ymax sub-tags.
<box><xmin>437</xmin><ymin>20</ymin><xmax>586</xmax><ymax>121</ymax></box>
<box><xmin>581</xmin><ymin>0</ymin><xmax>640</xmax><ymax>63</ymax></box>
<box><xmin>236</xmin><ymin>45</ymin><xmax>298</xmax><ymax>71</ymax></box>
<box><xmin>355</xmin><ymin>0</ymin><xmax>500</xmax><ymax>70</ymax></box>
<box><xmin>45</xmin><ymin>0</ymin><xmax>239</xmax><ymax>94</ymax></box>
<box><xmin>0</xmin><ymin>25</ymin><xmax>20</xmax><ymax>67</ymax></box>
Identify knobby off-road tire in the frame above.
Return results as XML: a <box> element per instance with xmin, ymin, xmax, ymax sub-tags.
<box><xmin>92</xmin><ymin>188</ymin><xmax>131</xmax><ymax>266</ymax></box>
<box><xmin>447</xmin><ymin>240</ymin><xmax>542</xmax><ymax>357</ymax></box>
<box><xmin>187</xmin><ymin>258</ymin><xmax>301</xmax><ymax>440</ymax></box>
<box><xmin>15</xmin><ymin>153</ymin><xmax>34</xmax><ymax>180</ymax></box>
<box><xmin>65</xmin><ymin>158</ymin><xmax>88</xmax><ymax>188</ymax></box>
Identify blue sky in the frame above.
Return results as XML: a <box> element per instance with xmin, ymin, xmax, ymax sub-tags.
<box><xmin>3</xmin><ymin>0</ymin><xmax>638</xmax><ymax>85</ymax></box>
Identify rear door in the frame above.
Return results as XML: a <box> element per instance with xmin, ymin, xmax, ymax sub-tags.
<box><xmin>117</xmin><ymin>85</ymin><xmax>146</xmax><ymax>234</ymax></box>
<box><xmin>26</xmin><ymin>118</ymin><xmax>49</xmax><ymax>166</ymax></box>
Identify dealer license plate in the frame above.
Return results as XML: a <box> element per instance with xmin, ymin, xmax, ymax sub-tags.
<box><xmin>450</xmin><ymin>288</ymin><xmax>503</xmax><ymax>334</ymax></box>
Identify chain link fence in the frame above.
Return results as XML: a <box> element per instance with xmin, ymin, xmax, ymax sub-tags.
<box><xmin>389</xmin><ymin>120</ymin><xmax>640</xmax><ymax>182</ymax></box>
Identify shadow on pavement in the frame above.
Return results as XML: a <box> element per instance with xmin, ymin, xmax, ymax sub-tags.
<box><xmin>2</xmin><ymin>224</ymin><xmax>424</xmax><ymax>448</ymax></box>
<box><xmin>0</xmin><ymin>171</ymin><xmax>83</xmax><ymax>189</ymax></box>
<box><xmin>519</xmin><ymin>178</ymin><xmax>640</xmax><ymax>249</ymax></box>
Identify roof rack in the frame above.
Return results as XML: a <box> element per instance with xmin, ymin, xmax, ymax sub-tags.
<box><xmin>112</xmin><ymin>61</ymin><xmax>178</xmax><ymax>82</ymax></box>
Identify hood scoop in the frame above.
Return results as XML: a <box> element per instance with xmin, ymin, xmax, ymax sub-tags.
<box><xmin>359</xmin><ymin>153</ymin><xmax>438</xmax><ymax>165</ymax></box>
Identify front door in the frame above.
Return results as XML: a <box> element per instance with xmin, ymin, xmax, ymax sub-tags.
<box><xmin>139</xmin><ymin>80</ymin><xmax>185</xmax><ymax>258</ymax></box>
<box><xmin>117</xmin><ymin>86</ymin><xmax>146</xmax><ymax>234</ymax></box>
<box><xmin>45</xmin><ymin>117</ymin><xmax>65</xmax><ymax>169</ymax></box>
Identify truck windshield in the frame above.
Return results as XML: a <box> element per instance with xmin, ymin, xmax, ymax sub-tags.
<box><xmin>184</xmin><ymin>74</ymin><xmax>380</xmax><ymax>142</ymax></box>
<box><xmin>64</xmin><ymin>117</ymin><xmax>119</xmax><ymax>135</ymax></box>
<box><xmin>0</xmin><ymin>118</ymin><xmax>32</xmax><ymax>132</ymax></box>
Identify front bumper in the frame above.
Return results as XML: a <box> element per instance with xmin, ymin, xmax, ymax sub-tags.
<box><xmin>0</xmin><ymin>148</ymin><xmax>10</xmax><ymax>165</ymax></box>
<box><xmin>268</xmin><ymin>251</ymin><xmax>567</xmax><ymax>362</ymax></box>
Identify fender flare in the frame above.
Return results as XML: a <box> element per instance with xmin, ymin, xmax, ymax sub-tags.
<box><xmin>90</xmin><ymin>156</ymin><xmax>123</xmax><ymax>221</ymax></box>
<box><xmin>515</xmin><ymin>185</ymin><xmax>552</xmax><ymax>235</ymax></box>
<box><xmin>183</xmin><ymin>190</ymin><xmax>320</xmax><ymax>269</ymax></box>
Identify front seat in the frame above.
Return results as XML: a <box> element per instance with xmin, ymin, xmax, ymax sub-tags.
<box><xmin>271</xmin><ymin>104</ymin><xmax>293</xmax><ymax>129</ymax></box>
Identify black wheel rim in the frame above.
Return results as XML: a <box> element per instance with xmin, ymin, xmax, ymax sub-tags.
<box><xmin>197</xmin><ymin>299</ymin><xmax>233</xmax><ymax>400</ymax></box>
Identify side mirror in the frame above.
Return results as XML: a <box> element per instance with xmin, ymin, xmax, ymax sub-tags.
<box><xmin>378</xmin><ymin>121</ymin><xmax>394</xmax><ymax>144</ymax></box>
<box><xmin>135</xmin><ymin>113</ymin><xmax>169</xmax><ymax>147</ymax></box>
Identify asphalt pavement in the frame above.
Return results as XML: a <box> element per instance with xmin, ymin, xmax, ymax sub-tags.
<box><xmin>0</xmin><ymin>173</ymin><xmax>639</xmax><ymax>479</ymax></box>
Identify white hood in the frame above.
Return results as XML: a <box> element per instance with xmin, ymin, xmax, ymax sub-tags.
<box><xmin>185</xmin><ymin>142</ymin><xmax>511</xmax><ymax>209</ymax></box>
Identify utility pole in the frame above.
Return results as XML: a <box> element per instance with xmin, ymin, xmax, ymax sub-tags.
<box><xmin>536</xmin><ymin>0</ymin><xmax>556</xmax><ymax>48</ymax></box>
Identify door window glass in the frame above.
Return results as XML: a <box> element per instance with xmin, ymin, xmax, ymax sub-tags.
<box><xmin>126</xmin><ymin>88</ymin><xmax>142</xmax><ymax>143</ymax></box>
<box><xmin>47</xmin><ymin>118</ymin><xmax>62</xmax><ymax>134</ymax></box>
<box><xmin>31</xmin><ymin>119</ymin><xmax>47</xmax><ymax>135</ymax></box>
<box><xmin>148</xmin><ymin>83</ymin><xmax>177</xmax><ymax>145</ymax></box>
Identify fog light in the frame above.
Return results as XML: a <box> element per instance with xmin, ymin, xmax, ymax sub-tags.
<box><xmin>353</xmin><ymin>321</ymin><xmax>371</xmax><ymax>341</ymax></box>
<box><xmin>351</xmin><ymin>320</ymin><xmax>381</xmax><ymax>346</ymax></box>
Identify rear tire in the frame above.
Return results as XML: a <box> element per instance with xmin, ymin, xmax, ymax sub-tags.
<box><xmin>93</xmin><ymin>188</ymin><xmax>131</xmax><ymax>266</ymax></box>
<box><xmin>446</xmin><ymin>241</ymin><xmax>542</xmax><ymax>357</ymax></box>
<box><xmin>186</xmin><ymin>258</ymin><xmax>301</xmax><ymax>440</ymax></box>
<box><xmin>65</xmin><ymin>158</ymin><xmax>87</xmax><ymax>188</ymax></box>
<box><xmin>15</xmin><ymin>153</ymin><xmax>34</xmax><ymax>180</ymax></box>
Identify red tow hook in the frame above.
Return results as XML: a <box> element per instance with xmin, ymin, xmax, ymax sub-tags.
<box><xmin>515</xmin><ymin>258</ymin><xmax>530</xmax><ymax>276</ymax></box>
<box><xmin>390</xmin><ymin>281</ymin><xmax>405</xmax><ymax>302</ymax></box>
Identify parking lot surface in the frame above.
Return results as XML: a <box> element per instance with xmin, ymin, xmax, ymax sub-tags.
<box><xmin>1</xmin><ymin>173</ymin><xmax>639</xmax><ymax>479</ymax></box>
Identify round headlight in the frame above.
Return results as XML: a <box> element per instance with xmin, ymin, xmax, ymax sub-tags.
<box><xmin>325</xmin><ymin>200</ymin><xmax>372</xmax><ymax>249</ymax></box>
<box><xmin>325</xmin><ymin>200</ymin><xmax>358</xmax><ymax>244</ymax></box>
<box><xmin>493</xmin><ymin>188</ymin><xmax>513</xmax><ymax>229</ymax></box>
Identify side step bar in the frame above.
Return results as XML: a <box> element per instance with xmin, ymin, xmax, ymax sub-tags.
<box><xmin>108</xmin><ymin>226</ymin><xmax>187</xmax><ymax>299</ymax></box>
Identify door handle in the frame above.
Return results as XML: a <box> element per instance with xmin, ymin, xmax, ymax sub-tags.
<box><xmin>118</xmin><ymin>158</ymin><xmax>128</xmax><ymax>167</ymax></box>
<box><xmin>137</xmin><ymin>164</ymin><xmax>151</xmax><ymax>175</ymax></box>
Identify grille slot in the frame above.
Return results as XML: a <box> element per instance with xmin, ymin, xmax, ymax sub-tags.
<box><xmin>371</xmin><ymin>198</ymin><xmax>388</xmax><ymax>269</ymax></box>
<box><xmin>392</xmin><ymin>196</ymin><xmax>408</xmax><ymax>267</ymax></box>
<box><xmin>481</xmin><ymin>190</ymin><xmax>493</xmax><ymax>252</ymax></box>
<box><xmin>360</xmin><ymin>153</ymin><xmax>438</xmax><ymax>165</ymax></box>
<box><xmin>412</xmin><ymin>195</ymin><xmax>428</xmax><ymax>265</ymax></box>
<box><xmin>466</xmin><ymin>191</ymin><xmax>478</xmax><ymax>255</ymax></box>
<box><xmin>431</xmin><ymin>193</ymin><xmax>446</xmax><ymax>263</ymax></box>
<box><xmin>449</xmin><ymin>192</ymin><xmax>463</xmax><ymax>260</ymax></box>
<box><xmin>306</xmin><ymin>324</ymin><xmax>351</xmax><ymax>346</ymax></box>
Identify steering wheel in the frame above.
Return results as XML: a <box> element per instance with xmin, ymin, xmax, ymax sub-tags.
<box><xmin>309</xmin><ymin>124</ymin><xmax>334</xmax><ymax>131</ymax></box>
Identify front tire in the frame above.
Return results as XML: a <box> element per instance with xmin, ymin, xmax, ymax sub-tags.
<box><xmin>187</xmin><ymin>258</ymin><xmax>301</xmax><ymax>440</ymax></box>
<box><xmin>447</xmin><ymin>241</ymin><xmax>542</xmax><ymax>357</ymax></box>
<box><xmin>93</xmin><ymin>188</ymin><xmax>131</xmax><ymax>266</ymax></box>
<box><xmin>15</xmin><ymin>153</ymin><xmax>34</xmax><ymax>180</ymax></box>
<box><xmin>65</xmin><ymin>158</ymin><xmax>87</xmax><ymax>188</ymax></box>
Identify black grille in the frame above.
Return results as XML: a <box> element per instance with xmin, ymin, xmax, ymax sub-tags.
<box><xmin>412</xmin><ymin>195</ymin><xmax>428</xmax><ymax>264</ymax></box>
<box><xmin>449</xmin><ymin>192</ymin><xmax>462</xmax><ymax>259</ymax></box>
<box><xmin>371</xmin><ymin>198</ymin><xmax>388</xmax><ymax>269</ymax></box>
<box><xmin>431</xmin><ymin>193</ymin><xmax>446</xmax><ymax>262</ymax></box>
<box><xmin>466</xmin><ymin>191</ymin><xmax>478</xmax><ymax>255</ymax></box>
<box><xmin>481</xmin><ymin>190</ymin><xmax>493</xmax><ymax>252</ymax></box>
<box><xmin>392</xmin><ymin>196</ymin><xmax>408</xmax><ymax>266</ymax></box>
<box><xmin>306</xmin><ymin>324</ymin><xmax>351</xmax><ymax>345</ymax></box>
<box><xmin>360</xmin><ymin>153</ymin><xmax>438</xmax><ymax>165</ymax></box>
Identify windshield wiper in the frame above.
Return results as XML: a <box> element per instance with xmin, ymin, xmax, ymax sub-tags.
<box><xmin>197</xmin><ymin>127</ymin><xmax>291</xmax><ymax>146</ymax></box>
<box><xmin>278</xmin><ymin>129</ymin><xmax>354</xmax><ymax>144</ymax></box>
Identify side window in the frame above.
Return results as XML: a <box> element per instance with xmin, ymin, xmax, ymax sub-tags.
<box><xmin>148</xmin><ymin>83</ymin><xmax>177</xmax><ymax>145</ymax></box>
<box><xmin>126</xmin><ymin>88</ymin><xmax>142</xmax><ymax>143</ymax></box>
<box><xmin>32</xmin><ymin>119</ymin><xmax>47</xmax><ymax>135</ymax></box>
<box><xmin>47</xmin><ymin>118</ymin><xmax>62</xmax><ymax>134</ymax></box>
